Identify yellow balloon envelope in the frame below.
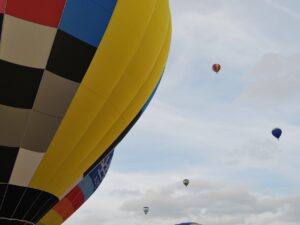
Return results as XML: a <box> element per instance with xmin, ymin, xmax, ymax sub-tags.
<box><xmin>0</xmin><ymin>0</ymin><xmax>171</xmax><ymax>224</ymax></box>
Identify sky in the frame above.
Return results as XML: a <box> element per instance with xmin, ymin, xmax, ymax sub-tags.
<box><xmin>65</xmin><ymin>1</ymin><xmax>300</xmax><ymax>225</ymax></box>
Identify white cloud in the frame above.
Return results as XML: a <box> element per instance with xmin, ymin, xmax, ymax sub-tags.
<box><xmin>235</xmin><ymin>53</ymin><xmax>300</xmax><ymax>115</ymax></box>
<box><xmin>64</xmin><ymin>171</ymin><xmax>300</xmax><ymax>225</ymax></box>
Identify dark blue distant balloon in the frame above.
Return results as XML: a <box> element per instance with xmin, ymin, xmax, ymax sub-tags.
<box><xmin>272</xmin><ymin>128</ymin><xmax>282</xmax><ymax>139</ymax></box>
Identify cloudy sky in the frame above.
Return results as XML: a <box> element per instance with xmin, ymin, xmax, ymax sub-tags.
<box><xmin>65</xmin><ymin>1</ymin><xmax>300</xmax><ymax>225</ymax></box>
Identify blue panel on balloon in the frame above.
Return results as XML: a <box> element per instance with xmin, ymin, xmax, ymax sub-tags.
<box><xmin>89</xmin><ymin>162</ymin><xmax>108</xmax><ymax>190</ymax></box>
<box><xmin>96</xmin><ymin>0</ymin><xmax>118</xmax><ymax>12</ymax></box>
<box><xmin>78</xmin><ymin>177</ymin><xmax>94</xmax><ymax>200</ymax></box>
<box><xmin>59</xmin><ymin>0</ymin><xmax>117</xmax><ymax>47</ymax></box>
<box><xmin>89</xmin><ymin>151</ymin><xmax>114</xmax><ymax>190</ymax></box>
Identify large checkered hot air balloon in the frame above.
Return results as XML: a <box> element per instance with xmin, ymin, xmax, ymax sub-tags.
<box><xmin>0</xmin><ymin>0</ymin><xmax>172</xmax><ymax>224</ymax></box>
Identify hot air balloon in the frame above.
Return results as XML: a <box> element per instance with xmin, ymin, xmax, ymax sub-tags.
<box><xmin>143</xmin><ymin>206</ymin><xmax>150</xmax><ymax>215</ymax></box>
<box><xmin>176</xmin><ymin>223</ymin><xmax>202</xmax><ymax>225</ymax></box>
<box><xmin>183</xmin><ymin>179</ymin><xmax>189</xmax><ymax>187</ymax></box>
<box><xmin>212</xmin><ymin>64</ymin><xmax>221</xmax><ymax>73</ymax></box>
<box><xmin>272</xmin><ymin>128</ymin><xmax>282</xmax><ymax>140</ymax></box>
<box><xmin>0</xmin><ymin>0</ymin><xmax>172</xmax><ymax>225</ymax></box>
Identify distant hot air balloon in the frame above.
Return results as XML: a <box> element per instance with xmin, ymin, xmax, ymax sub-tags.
<box><xmin>0</xmin><ymin>1</ymin><xmax>172</xmax><ymax>225</ymax></box>
<box><xmin>272</xmin><ymin>128</ymin><xmax>282</xmax><ymax>140</ymax></box>
<box><xmin>176</xmin><ymin>223</ymin><xmax>202</xmax><ymax>225</ymax></box>
<box><xmin>143</xmin><ymin>206</ymin><xmax>150</xmax><ymax>215</ymax></box>
<box><xmin>212</xmin><ymin>64</ymin><xmax>221</xmax><ymax>73</ymax></box>
<box><xmin>183</xmin><ymin>179</ymin><xmax>189</xmax><ymax>187</ymax></box>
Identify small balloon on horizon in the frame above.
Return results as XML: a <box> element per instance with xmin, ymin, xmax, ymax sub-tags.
<box><xmin>183</xmin><ymin>179</ymin><xmax>189</xmax><ymax>187</ymax></box>
<box><xmin>176</xmin><ymin>223</ymin><xmax>203</xmax><ymax>225</ymax></box>
<box><xmin>143</xmin><ymin>206</ymin><xmax>149</xmax><ymax>215</ymax></box>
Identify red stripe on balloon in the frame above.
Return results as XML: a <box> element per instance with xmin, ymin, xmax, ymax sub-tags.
<box><xmin>65</xmin><ymin>186</ymin><xmax>85</xmax><ymax>210</ymax></box>
<box><xmin>53</xmin><ymin>198</ymin><xmax>75</xmax><ymax>221</ymax></box>
<box><xmin>5</xmin><ymin>0</ymin><xmax>66</xmax><ymax>27</ymax></box>
<box><xmin>0</xmin><ymin>0</ymin><xmax>6</xmax><ymax>13</ymax></box>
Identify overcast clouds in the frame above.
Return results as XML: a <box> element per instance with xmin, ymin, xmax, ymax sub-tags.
<box><xmin>64</xmin><ymin>1</ymin><xmax>300</xmax><ymax>225</ymax></box>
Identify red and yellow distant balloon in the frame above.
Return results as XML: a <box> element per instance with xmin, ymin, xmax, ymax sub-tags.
<box><xmin>212</xmin><ymin>64</ymin><xmax>221</xmax><ymax>73</ymax></box>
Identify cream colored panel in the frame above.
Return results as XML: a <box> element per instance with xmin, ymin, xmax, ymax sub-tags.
<box><xmin>9</xmin><ymin>148</ymin><xmax>44</xmax><ymax>186</ymax></box>
<box><xmin>0</xmin><ymin>15</ymin><xmax>56</xmax><ymax>68</ymax></box>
